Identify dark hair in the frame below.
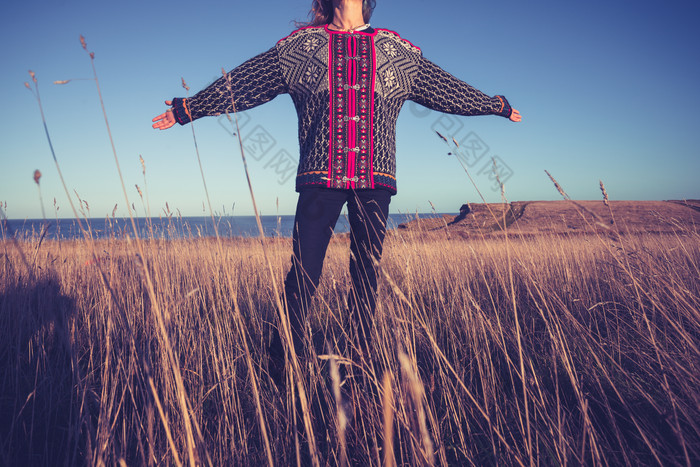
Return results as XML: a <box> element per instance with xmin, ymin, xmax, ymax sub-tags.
<box><xmin>297</xmin><ymin>0</ymin><xmax>376</xmax><ymax>28</ymax></box>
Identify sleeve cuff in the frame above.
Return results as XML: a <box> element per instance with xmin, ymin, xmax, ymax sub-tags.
<box><xmin>494</xmin><ymin>95</ymin><xmax>513</xmax><ymax>119</ymax></box>
<box><xmin>171</xmin><ymin>97</ymin><xmax>192</xmax><ymax>125</ymax></box>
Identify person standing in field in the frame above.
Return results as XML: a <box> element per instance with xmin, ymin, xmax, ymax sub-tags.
<box><xmin>152</xmin><ymin>0</ymin><xmax>521</xmax><ymax>385</ymax></box>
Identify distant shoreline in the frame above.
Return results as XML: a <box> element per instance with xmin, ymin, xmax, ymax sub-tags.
<box><xmin>3</xmin><ymin>200</ymin><xmax>698</xmax><ymax>240</ymax></box>
<box><xmin>4</xmin><ymin>198</ymin><xmax>698</xmax><ymax>223</ymax></box>
<box><xmin>0</xmin><ymin>213</ymin><xmax>443</xmax><ymax>240</ymax></box>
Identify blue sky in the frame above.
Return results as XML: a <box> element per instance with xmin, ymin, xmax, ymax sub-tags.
<box><xmin>1</xmin><ymin>0</ymin><xmax>698</xmax><ymax>219</ymax></box>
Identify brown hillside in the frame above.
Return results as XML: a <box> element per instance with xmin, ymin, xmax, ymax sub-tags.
<box><xmin>394</xmin><ymin>200</ymin><xmax>700</xmax><ymax>237</ymax></box>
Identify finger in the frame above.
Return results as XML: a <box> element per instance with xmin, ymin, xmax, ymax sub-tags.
<box><xmin>153</xmin><ymin>118</ymin><xmax>175</xmax><ymax>130</ymax></box>
<box><xmin>164</xmin><ymin>100</ymin><xmax>172</xmax><ymax>106</ymax></box>
<box><xmin>152</xmin><ymin>113</ymin><xmax>166</xmax><ymax>122</ymax></box>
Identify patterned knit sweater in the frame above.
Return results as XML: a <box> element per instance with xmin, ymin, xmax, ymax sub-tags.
<box><xmin>172</xmin><ymin>25</ymin><xmax>512</xmax><ymax>194</ymax></box>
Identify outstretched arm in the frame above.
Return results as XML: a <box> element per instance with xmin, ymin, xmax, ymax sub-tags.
<box><xmin>409</xmin><ymin>54</ymin><xmax>521</xmax><ymax>121</ymax></box>
<box><xmin>151</xmin><ymin>46</ymin><xmax>288</xmax><ymax>129</ymax></box>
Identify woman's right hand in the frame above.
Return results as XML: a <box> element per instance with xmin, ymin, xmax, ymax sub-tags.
<box><xmin>152</xmin><ymin>100</ymin><xmax>176</xmax><ymax>130</ymax></box>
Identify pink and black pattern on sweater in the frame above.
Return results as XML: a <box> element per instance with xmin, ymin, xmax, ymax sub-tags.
<box><xmin>171</xmin><ymin>25</ymin><xmax>512</xmax><ymax>194</ymax></box>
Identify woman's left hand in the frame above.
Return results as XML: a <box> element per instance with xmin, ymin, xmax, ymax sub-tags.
<box><xmin>152</xmin><ymin>100</ymin><xmax>176</xmax><ymax>130</ymax></box>
<box><xmin>510</xmin><ymin>109</ymin><xmax>522</xmax><ymax>122</ymax></box>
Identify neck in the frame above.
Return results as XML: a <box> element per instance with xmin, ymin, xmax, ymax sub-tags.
<box><xmin>331</xmin><ymin>0</ymin><xmax>365</xmax><ymax>30</ymax></box>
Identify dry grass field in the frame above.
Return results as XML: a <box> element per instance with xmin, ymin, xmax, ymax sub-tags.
<box><xmin>1</xmin><ymin>200</ymin><xmax>699</xmax><ymax>466</ymax></box>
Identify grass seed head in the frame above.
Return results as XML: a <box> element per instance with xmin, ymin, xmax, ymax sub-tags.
<box><xmin>53</xmin><ymin>80</ymin><xmax>71</xmax><ymax>85</ymax></box>
<box><xmin>599</xmin><ymin>180</ymin><xmax>609</xmax><ymax>206</ymax></box>
<box><xmin>80</xmin><ymin>35</ymin><xmax>87</xmax><ymax>50</ymax></box>
<box><xmin>545</xmin><ymin>170</ymin><xmax>567</xmax><ymax>198</ymax></box>
<box><xmin>223</xmin><ymin>68</ymin><xmax>234</xmax><ymax>92</ymax></box>
<box><xmin>33</xmin><ymin>169</ymin><xmax>42</xmax><ymax>185</ymax></box>
<box><xmin>24</xmin><ymin>82</ymin><xmax>31</xmax><ymax>89</ymax></box>
<box><xmin>28</xmin><ymin>70</ymin><xmax>37</xmax><ymax>83</ymax></box>
<box><xmin>491</xmin><ymin>160</ymin><xmax>505</xmax><ymax>200</ymax></box>
<box><xmin>181</xmin><ymin>77</ymin><xmax>189</xmax><ymax>91</ymax></box>
<box><xmin>435</xmin><ymin>131</ymin><xmax>448</xmax><ymax>142</ymax></box>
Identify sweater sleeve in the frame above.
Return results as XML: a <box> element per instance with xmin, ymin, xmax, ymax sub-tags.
<box><xmin>171</xmin><ymin>46</ymin><xmax>288</xmax><ymax>125</ymax></box>
<box><xmin>408</xmin><ymin>54</ymin><xmax>512</xmax><ymax>119</ymax></box>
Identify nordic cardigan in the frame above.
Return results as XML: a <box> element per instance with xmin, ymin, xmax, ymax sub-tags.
<box><xmin>171</xmin><ymin>25</ymin><xmax>512</xmax><ymax>194</ymax></box>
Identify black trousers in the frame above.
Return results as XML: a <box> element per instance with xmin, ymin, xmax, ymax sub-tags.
<box><xmin>270</xmin><ymin>187</ymin><xmax>391</xmax><ymax>362</ymax></box>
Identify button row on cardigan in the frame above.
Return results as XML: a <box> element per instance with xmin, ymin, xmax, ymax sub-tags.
<box><xmin>343</xmin><ymin>84</ymin><xmax>360</xmax><ymax>90</ymax></box>
<box><xmin>342</xmin><ymin>176</ymin><xmax>359</xmax><ymax>182</ymax></box>
<box><xmin>343</xmin><ymin>147</ymin><xmax>360</xmax><ymax>152</ymax></box>
<box><xmin>343</xmin><ymin>116</ymin><xmax>360</xmax><ymax>122</ymax></box>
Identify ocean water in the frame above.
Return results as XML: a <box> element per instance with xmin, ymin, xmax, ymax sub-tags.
<box><xmin>1</xmin><ymin>213</ymin><xmax>442</xmax><ymax>241</ymax></box>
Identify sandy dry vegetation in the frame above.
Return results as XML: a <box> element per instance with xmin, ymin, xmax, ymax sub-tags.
<box><xmin>1</xmin><ymin>201</ymin><xmax>699</xmax><ymax>466</ymax></box>
<box><xmin>397</xmin><ymin>199</ymin><xmax>700</xmax><ymax>238</ymax></box>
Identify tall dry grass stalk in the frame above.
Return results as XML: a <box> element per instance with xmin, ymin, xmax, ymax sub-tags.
<box><xmin>24</xmin><ymin>37</ymin><xmax>209</xmax><ymax>465</ymax></box>
<box><xmin>382</xmin><ymin>372</ymin><xmax>395</xmax><ymax>467</ymax></box>
<box><xmin>79</xmin><ymin>36</ymin><xmax>209</xmax><ymax>466</ymax></box>
<box><xmin>221</xmin><ymin>66</ymin><xmax>320</xmax><ymax>466</ymax></box>
<box><xmin>435</xmin><ymin>132</ymin><xmax>506</xmax><ymax>230</ymax></box>
<box><xmin>179</xmin><ymin>73</ymin><xmax>275</xmax><ymax>467</ymax></box>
